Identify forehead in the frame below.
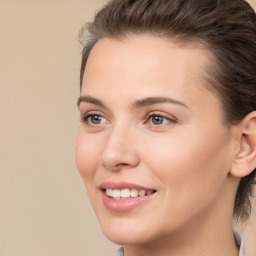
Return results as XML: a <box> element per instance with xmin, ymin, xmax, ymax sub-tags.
<box><xmin>83</xmin><ymin>35</ymin><xmax>211</xmax><ymax>89</ymax></box>
<box><xmin>82</xmin><ymin>35</ymin><xmax>219</xmax><ymax>110</ymax></box>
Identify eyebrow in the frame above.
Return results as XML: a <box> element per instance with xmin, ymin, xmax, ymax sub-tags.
<box><xmin>77</xmin><ymin>95</ymin><xmax>106</xmax><ymax>108</ymax></box>
<box><xmin>77</xmin><ymin>95</ymin><xmax>188</xmax><ymax>109</ymax></box>
<box><xmin>133</xmin><ymin>97</ymin><xmax>188</xmax><ymax>108</ymax></box>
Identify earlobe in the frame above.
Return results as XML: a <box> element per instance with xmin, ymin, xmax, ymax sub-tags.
<box><xmin>230</xmin><ymin>111</ymin><xmax>256</xmax><ymax>178</ymax></box>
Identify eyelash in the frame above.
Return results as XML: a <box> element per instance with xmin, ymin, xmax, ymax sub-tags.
<box><xmin>80</xmin><ymin>113</ymin><xmax>109</xmax><ymax>127</ymax></box>
<box><xmin>80</xmin><ymin>112</ymin><xmax>177</xmax><ymax>128</ymax></box>
<box><xmin>145</xmin><ymin>113</ymin><xmax>177</xmax><ymax>126</ymax></box>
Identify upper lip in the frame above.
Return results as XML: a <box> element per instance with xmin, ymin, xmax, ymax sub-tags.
<box><xmin>99</xmin><ymin>181</ymin><xmax>156</xmax><ymax>191</ymax></box>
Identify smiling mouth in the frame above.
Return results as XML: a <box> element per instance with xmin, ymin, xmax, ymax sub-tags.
<box><xmin>104</xmin><ymin>188</ymin><xmax>156</xmax><ymax>200</ymax></box>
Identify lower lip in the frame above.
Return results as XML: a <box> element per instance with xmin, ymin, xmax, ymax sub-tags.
<box><xmin>102</xmin><ymin>191</ymin><xmax>155</xmax><ymax>212</ymax></box>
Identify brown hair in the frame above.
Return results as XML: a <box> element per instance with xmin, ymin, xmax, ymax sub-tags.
<box><xmin>79</xmin><ymin>0</ymin><xmax>256</xmax><ymax>221</ymax></box>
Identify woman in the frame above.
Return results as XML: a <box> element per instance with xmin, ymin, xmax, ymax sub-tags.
<box><xmin>76</xmin><ymin>0</ymin><xmax>256</xmax><ymax>255</ymax></box>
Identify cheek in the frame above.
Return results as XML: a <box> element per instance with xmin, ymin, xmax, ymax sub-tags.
<box><xmin>75</xmin><ymin>130</ymin><xmax>100</xmax><ymax>182</ymax></box>
<box><xmin>142</xmin><ymin>128</ymin><xmax>232</xmax><ymax>206</ymax></box>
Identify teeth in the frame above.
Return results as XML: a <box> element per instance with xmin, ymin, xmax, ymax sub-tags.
<box><xmin>139</xmin><ymin>190</ymin><xmax>146</xmax><ymax>196</ymax></box>
<box><xmin>106</xmin><ymin>189</ymin><xmax>112</xmax><ymax>196</ymax></box>
<box><xmin>131</xmin><ymin>189</ymin><xmax>139</xmax><ymax>197</ymax></box>
<box><xmin>105</xmin><ymin>188</ymin><xmax>155</xmax><ymax>199</ymax></box>
<box><xmin>120</xmin><ymin>189</ymin><xmax>130</xmax><ymax>198</ymax></box>
<box><xmin>112</xmin><ymin>189</ymin><xmax>121</xmax><ymax>198</ymax></box>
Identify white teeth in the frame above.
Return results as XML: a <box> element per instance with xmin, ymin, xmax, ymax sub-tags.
<box><xmin>139</xmin><ymin>190</ymin><xmax>146</xmax><ymax>196</ymax></box>
<box><xmin>120</xmin><ymin>189</ymin><xmax>130</xmax><ymax>198</ymax></box>
<box><xmin>105</xmin><ymin>188</ymin><xmax>155</xmax><ymax>199</ymax></box>
<box><xmin>106</xmin><ymin>189</ymin><xmax>112</xmax><ymax>196</ymax></box>
<box><xmin>112</xmin><ymin>189</ymin><xmax>121</xmax><ymax>198</ymax></box>
<box><xmin>131</xmin><ymin>189</ymin><xmax>139</xmax><ymax>197</ymax></box>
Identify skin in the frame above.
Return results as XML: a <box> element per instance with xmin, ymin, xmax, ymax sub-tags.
<box><xmin>76</xmin><ymin>35</ymin><xmax>243</xmax><ymax>256</ymax></box>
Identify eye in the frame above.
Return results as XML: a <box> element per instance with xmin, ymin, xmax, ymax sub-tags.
<box><xmin>147</xmin><ymin>114</ymin><xmax>176</xmax><ymax>126</ymax></box>
<box><xmin>150</xmin><ymin>115</ymin><xmax>167</xmax><ymax>125</ymax></box>
<box><xmin>89</xmin><ymin>115</ymin><xmax>105</xmax><ymax>124</ymax></box>
<box><xmin>81</xmin><ymin>113</ymin><xmax>108</xmax><ymax>126</ymax></box>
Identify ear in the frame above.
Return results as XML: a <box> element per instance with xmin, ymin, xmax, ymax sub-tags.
<box><xmin>230</xmin><ymin>111</ymin><xmax>256</xmax><ymax>178</ymax></box>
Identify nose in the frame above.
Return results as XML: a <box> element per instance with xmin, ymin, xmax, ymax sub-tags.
<box><xmin>100</xmin><ymin>125</ymin><xmax>140</xmax><ymax>172</ymax></box>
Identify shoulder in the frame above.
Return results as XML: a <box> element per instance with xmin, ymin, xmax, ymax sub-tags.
<box><xmin>234</xmin><ymin>232</ymin><xmax>245</xmax><ymax>256</ymax></box>
<box><xmin>112</xmin><ymin>247</ymin><xmax>124</xmax><ymax>256</ymax></box>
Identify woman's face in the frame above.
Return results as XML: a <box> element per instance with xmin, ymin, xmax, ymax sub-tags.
<box><xmin>76</xmin><ymin>35</ymin><xmax>237</xmax><ymax>245</ymax></box>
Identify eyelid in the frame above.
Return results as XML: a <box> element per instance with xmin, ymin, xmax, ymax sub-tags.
<box><xmin>144</xmin><ymin>112</ymin><xmax>178</xmax><ymax>125</ymax></box>
<box><xmin>80</xmin><ymin>109</ymin><xmax>109</xmax><ymax>119</ymax></box>
<box><xmin>80</xmin><ymin>111</ymin><xmax>110</xmax><ymax>126</ymax></box>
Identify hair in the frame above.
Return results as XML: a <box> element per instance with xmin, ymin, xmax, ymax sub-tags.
<box><xmin>79</xmin><ymin>0</ymin><xmax>256</xmax><ymax>222</ymax></box>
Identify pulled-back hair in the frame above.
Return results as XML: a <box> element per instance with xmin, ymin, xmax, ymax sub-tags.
<box><xmin>79</xmin><ymin>0</ymin><xmax>256</xmax><ymax>222</ymax></box>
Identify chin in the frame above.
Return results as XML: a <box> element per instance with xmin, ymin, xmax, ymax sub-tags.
<box><xmin>98</xmin><ymin>215</ymin><xmax>164</xmax><ymax>246</ymax></box>
<box><xmin>100</xmin><ymin>219</ymin><xmax>139</xmax><ymax>244</ymax></box>
<box><xmin>103</xmin><ymin>228</ymin><xmax>153</xmax><ymax>246</ymax></box>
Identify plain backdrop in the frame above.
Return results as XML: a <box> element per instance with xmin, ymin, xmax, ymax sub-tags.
<box><xmin>0</xmin><ymin>0</ymin><xmax>255</xmax><ymax>256</ymax></box>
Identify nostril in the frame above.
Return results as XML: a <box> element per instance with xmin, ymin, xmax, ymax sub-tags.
<box><xmin>116</xmin><ymin>163</ymin><xmax>129</xmax><ymax>167</ymax></box>
<box><xmin>102</xmin><ymin>159</ymin><xmax>138</xmax><ymax>172</ymax></box>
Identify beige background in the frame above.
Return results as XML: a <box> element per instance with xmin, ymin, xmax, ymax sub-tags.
<box><xmin>0</xmin><ymin>0</ymin><xmax>255</xmax><ymax>256</ymax></box>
